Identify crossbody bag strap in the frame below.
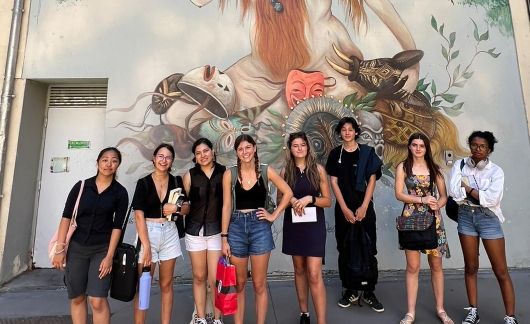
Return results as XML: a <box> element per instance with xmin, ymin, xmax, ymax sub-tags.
<box><xmin>71</xmin><ymin>180</ymin><xmax>85</xmax><ymax>227</ymax></box>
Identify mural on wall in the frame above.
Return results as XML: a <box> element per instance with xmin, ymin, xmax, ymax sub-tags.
<box><xmin>112</xmin><ymin>0</ymin><xmax>505</xmax><ymax>190</ymax></box>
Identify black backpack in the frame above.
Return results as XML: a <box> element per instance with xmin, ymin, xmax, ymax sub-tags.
<box><xmin>344</xmin><ymin>223</ymin><xmax>378</xmax><ymax>291</ymax></box>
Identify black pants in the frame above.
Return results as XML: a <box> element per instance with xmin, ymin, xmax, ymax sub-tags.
<box><xmin>334</xmin><ymin>203</ymin><xmax>377</xmax><ymax>291</ymax></box>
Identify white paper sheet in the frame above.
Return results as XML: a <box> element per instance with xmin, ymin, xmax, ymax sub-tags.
<box><xmin>291</xmin><ymin>206</ymin><xmax>317</xmax><ymax>223</ymax></box>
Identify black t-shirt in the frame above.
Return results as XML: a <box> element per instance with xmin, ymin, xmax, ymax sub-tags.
<box><xmin>62</xmin><ymin>176</ymin><xmax>129</xmax><ymax>246</ymax></box>
<box><xmin>326</xmin><ymin>146</ymin><xmax>364</xmax><ymax>208</ymax></box>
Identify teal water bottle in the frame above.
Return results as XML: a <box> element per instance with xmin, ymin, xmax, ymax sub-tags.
<box><xmin>138</xmin><ymin>266</ymin><xmax>151</xmax><ymax>310</ymax></box>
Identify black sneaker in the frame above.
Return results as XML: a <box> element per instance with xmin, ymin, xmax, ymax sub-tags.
<box><xmin>462</xmin><ymin>307</ymin><xmax>479</xmax><ymax>324</ymax></box>
<box><xmin>362</xmin><ymin>291</ymin><xmax>384</xmax><ymax>312</ymax></box>
<box><xmin>504</xmin><ymin>315</ymin><xmax>518</xmax><ymax>324</ymax></box>
<box><xmin>337</xmin><ymin>289</ymin><xmax>359</xmax><ymax>308</ymax></box>
<box><xmin>299</xmin><ymin>312</ymin><xmax>310</xmax><ymax>324</ymax></box>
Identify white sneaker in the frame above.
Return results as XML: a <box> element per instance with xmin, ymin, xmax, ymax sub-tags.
<box><xmin>194</xmin><ymin>318</ymin><xmax>208</xmax><ymax>324</ymax></box>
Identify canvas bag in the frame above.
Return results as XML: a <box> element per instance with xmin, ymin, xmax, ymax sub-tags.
<box><xmin>215</xmin><ymin>256</ymin><xmax>238</xmax><ymax>315</ymax></box>
<box><xmin>48</xmin><ymin>180</ymin><xmax>85</xmax><ymax>263</ymax></box>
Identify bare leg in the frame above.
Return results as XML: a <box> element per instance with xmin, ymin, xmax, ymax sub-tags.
<box><xmin>306</xmin><ymin>256</ymin><xmax>327</xmax><ymax>324</ymax></box>
<box><xmin>427</xmin><ymin>254</ymin><xmax>446</xmax><ymax>313</ymax></box>
<box><xmin>206</xmin><ymin>250</ymin><xmax>223</xmax><ymax>320</ymax></box>
<box><xmin>250</xmin><ymin>253</ymin><xmax>271</xmax><ymax>324</ymax></box>
<box><xmin>88</xmin><ymin>297</ymin><xmax>110</xmax><ymax>324</ymax></box>
<box><xmin>159</xmin><ymin>258</ymin><xmax>177</xmax><ymax>324</ymax></box>
<box><xmin>482</xmin><ymin>238</ymin><xmax>516</xmax><ymax>315</ymax></box>
<box><xmin>292</xmin><ymin>256</ymin><xmax>309</xmax><ymax>313</ymax></box>
<box><xmin>190</xmin><ymin>250</ymin><xmax>208</xmax><ymax>318</ymax></box>
<box><xmin>230</xmin><ymin>255</ymin><xmax>249</xmax><ymax>324</ymax></box>
<box><xmin>459</xmin><ymin>234</ymin><xmax>480</xmax><ymax>307</ymax></box>
<box><xmin>404</xmin><ymin>250</ymin><xmax>421</xmax><ymax>318</ymax></box>
<box><xmin>70</xmin><ymin>295</ymin><xmax>88</xmax><ymax>324</ymax></box>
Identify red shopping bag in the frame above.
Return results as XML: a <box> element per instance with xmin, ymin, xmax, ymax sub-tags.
<box><xmin>215</xmin><ymin>256</ymin><xmax>238</xmax><ymax>315</ymax></box>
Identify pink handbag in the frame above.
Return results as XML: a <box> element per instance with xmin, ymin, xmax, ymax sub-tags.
<box><xmin>48</xmin><ymin>180</ymin><xmax>85</xmax><ymax>263</ymax></box>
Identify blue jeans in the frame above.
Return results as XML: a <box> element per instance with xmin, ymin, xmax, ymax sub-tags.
<box><xmin>228</xmin><ymin>210</ymin><xmax>275</xmax><ymax>257</ymax></box>
<box><xmin>457</xmin><ymin>204</ymin><xmax>504</xmax><ymax>239</ymax></box>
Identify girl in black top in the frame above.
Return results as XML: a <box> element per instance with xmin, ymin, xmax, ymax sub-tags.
<box><xmin>325</xmin><ymin>117</ymin><xmax>384</xmax><ymax>312</ymax></box>
<box><xmin>220</xmin><ymin>134</ymin><xmax>292</xmax><ymax>324</ymax></box>
<box><xmin>182</xmin><ymin>138</ymin><xmax>226</xmax><ymax>324</ymax></box>
<box><xmin>132</xmin><ymin>143</ymin><xmax>189</xmax><ymax>324</ymax></box>
<box><xmin>52</xmin><ymin>147</ymin><xmax>129</xmax><ymax>324</ymax></box>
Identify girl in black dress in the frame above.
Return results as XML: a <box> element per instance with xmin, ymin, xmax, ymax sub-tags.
<box><xmin>281</xmin><ymin>132</ymin><xmax>331</xmax><ymax>324</ymax></box>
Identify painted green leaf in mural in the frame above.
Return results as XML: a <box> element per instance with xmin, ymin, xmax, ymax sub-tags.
<box><xmin>449</xmin><ymin>32</ymin><xmax>456</xmax><ymax>48</ymax></box>
<box><xmin>431</xmin><ymin>15</ymin><xmax>438</xmax><ymax>31</ymax></box>
<box><xmin>479</xmin><ymin>30</ymin><xmax>489</xmax><ymax>41</ymax></box>
<box><xmin>453</xmin><ymin>81</ymin><xmax>467</xmax><ymax>87</ymax></box>
<box><xmin>441</xmin><ymin>93</ymin><xmax>457</xmax><ymax>103</ymax></box>
<box><xmin>451</xmin><ymin>50</ymin><xmax>460</xmax><ymax>59</ymax></box>
<box><xmin>471</xmin><ymin>19</ymin><xmax>480</xmax><ymax>41</ymax></box>
<box><xmin>441</xmin><ymin>46</ymin><xmax>449</xmax><ymax>61</ymax></box>
<box><xmin>441</xmin><ymin>102</ymin><xmax>464</xmax><ymax>116</ymax></box>
<box><xmin>431</xmin><ymin>80</ymin><xmax>437</xmax><ymax>95</ymax></box>
<box><xmin>453</xmin><ymin>64</ymin><xmax>461</xmax><ymax>81</ymax></box>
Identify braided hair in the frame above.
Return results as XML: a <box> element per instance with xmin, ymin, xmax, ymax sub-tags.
<box><xmin>234</xmin><ymin>134</ymin><xmax>261</xmax><ymax>185</ymax></box>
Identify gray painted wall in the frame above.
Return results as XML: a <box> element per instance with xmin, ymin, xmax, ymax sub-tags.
<box><xmin>0</xmin><ymin>80</ymin><xmax>47</xmax><ymax>283</ymax></box>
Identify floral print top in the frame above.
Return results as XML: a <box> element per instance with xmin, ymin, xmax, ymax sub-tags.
<box><xmin>401</xmin><ymin>175</ymin><xmax>450</xmax><ymax>258</ymax></box>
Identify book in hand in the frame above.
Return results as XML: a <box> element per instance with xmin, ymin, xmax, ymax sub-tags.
<box><xmin>166</xmin><ymin>188</ymin><xmax>185</xmax><ymax>221</ymax></box>
<box><xmin>291</xmin><ymin>206</ymin><xmax>317</xmax><ymax>223</ymax></box>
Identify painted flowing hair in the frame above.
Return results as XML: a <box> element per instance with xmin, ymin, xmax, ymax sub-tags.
<box><xmin>284</xmin><ymin>132</ymin><xmax>320</xmax><ymax>192</ymax></box>
<box><xmin>219</xmin><ymin>0</ymin><xmax>310</xmax><ymax>80</ymax></box>
<box><xmin>403</xmin><ymin>133</ymin><xmax>442</xmax><ymax>182</ymax></box>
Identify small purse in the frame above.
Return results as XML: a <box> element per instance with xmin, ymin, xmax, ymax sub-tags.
<box><xmin>48</xmin><ymin>180</ymin><xmax>85</xmax><ymax>263</ymax></box>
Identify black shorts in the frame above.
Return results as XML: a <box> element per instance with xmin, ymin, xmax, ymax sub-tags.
<box><xmin>65</xmin><ymin>240</ymin><xmax>110</xmax><ymax>299</ymax></box>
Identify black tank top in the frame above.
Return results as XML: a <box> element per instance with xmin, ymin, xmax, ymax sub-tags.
<box><xmin>235</xmin><ymin>177</ymin><xmax>266</xmax><ymax>210</ymax></box>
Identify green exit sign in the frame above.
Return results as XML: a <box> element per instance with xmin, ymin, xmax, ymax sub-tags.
<box><xmin>68</xmin><ymin>140</ymin><xmax>91</xmax><ymax>149</ymax></box>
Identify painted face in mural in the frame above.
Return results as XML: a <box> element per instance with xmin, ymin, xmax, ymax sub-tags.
<box><xmin>236</xmin><ymin>140</ymin><xmax>256</xmax><ymax>164</ymax></box>
<box><xmin>194</xmin><ymin>143</ymin><xmax>215</xmax><ymax>167</ymax></box>
<box><xmin>290</xmin><ymin>137</ymin><xmax>308</xmax><ymax>160</ymax></box>
<box><xmin>285</xmin><ymin>70</ymin><xmax>325</xmax><ymax>108</ymax></box>
<box><xmin>177</xmin><ymin>65</ymin><xmax>236</xmax><ymax>118</ymax></box>
<box><xmin>354</xmin><ymin>110</ymin><xmax>384</xmax><ymax>159</ymax></box>
<box><xmin>409</xmin><ymin>138</ymin><xmax>426</xmax><ymax>159</ymax></box>
<box><xmin>97</xmin><ymin>150</ymin><xmax>120</xmax><ymax>177</ymax></box>
<box><xmin>153</xmin><ymin>147</ymin><xmax>174</xmax><ymax>172</ymax></box>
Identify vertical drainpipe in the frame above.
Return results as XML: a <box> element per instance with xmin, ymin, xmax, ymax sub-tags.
<box><xmin>0</xmin><ymin>0</ymin><xmax>24</xmax><ymax>199</ymax></box>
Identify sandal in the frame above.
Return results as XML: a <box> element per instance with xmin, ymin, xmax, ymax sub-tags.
<box><xmin>400</xmin><ymin>313</ymin><xmax>415</xmax><ymax>324</ymax></box>
<box><xmin>437</xmin><ymin>310</ymin><xmax>454</xmax><ymax>324</ymax></box>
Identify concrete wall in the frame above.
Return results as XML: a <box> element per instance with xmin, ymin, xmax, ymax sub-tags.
<box><xmin>0</xmin><ymin>0</ymin><xmax>529</xmax><ymax>282</ymax></box>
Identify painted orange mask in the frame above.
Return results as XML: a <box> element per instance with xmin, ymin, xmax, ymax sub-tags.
<box><xmin>285</xmin><ymin>70</ymin><xmax>325</xmax><ymax>108</ymax></box>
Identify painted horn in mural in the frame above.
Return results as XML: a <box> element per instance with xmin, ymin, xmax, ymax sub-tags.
<box><xmin>327</xmin><ymin>44</ymin><xmax>429</xmax><ymax>109</ymax></box>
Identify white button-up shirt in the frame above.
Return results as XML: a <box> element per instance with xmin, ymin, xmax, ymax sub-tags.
<box><xmin>448</xmin><ymin>157</ymin><xmax>505</xmax><ymax>222</ymax></box>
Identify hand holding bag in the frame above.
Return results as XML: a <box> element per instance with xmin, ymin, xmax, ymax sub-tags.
<box><xmin>215</xmin><ymin>256</ymin><xmax>238</xmax><ymax>315</ymax></box>
<box><xmin>446</xmin><ymin>159</ymin><xmax>466</xmax><ymax>222</ymax></box>
<box><xmin>48</xmin><ymin>180</ymin><xmax>85</xmax><ymax>263</ymax></box>
<box><xmin>110</xmin><ymin>206</ymin><xmax>139</xmax><ymax>302</ymax></box>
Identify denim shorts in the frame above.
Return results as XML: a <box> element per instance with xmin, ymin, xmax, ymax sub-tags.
<box><xmin>457</xmin><ymin>204</ymin><xmax>504</xmax><ymax>239</ymax></box>
<box><xmin>228</xmin><ymin>210</ymin><xmax>275</xmax><ymax>258</ymax></box>
<box><xmin>139</xmin><ymin>220</ymin><xmax>182</xmax><ymax>263</ymax></box>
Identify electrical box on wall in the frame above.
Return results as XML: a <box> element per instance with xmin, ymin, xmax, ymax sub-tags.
<box><xmin>50</xmin><ymin>157</ymin><xmax>69</xmax><ymax>173</ymax></box>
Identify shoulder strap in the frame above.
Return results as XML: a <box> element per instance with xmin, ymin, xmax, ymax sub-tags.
<box><xmin>118</xmin><ymin>205</ymin><xmax>133</xmax><ymax>245</ymax></box>
<box><xmin>71</xmin><ymin>180</ymin><xmax>85</xmax><ymax>225</ymax></box>
<box><xmin>260</xmin><ymin>163</ymin><xmax>268</xmax><ymax>185</ymax></box>
<box><xmin>460</xmin><ymin>158</ymin><xmax>465</xmax><ymax>170</ymax></box>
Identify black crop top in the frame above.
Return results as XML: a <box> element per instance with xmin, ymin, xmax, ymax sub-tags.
<box><xmin>132</xmin><ymin>174</ymin><xmax>184</xmax><ymax>218</ymax></box>
<box><xmin>235</xmin><ymin>177</ymin><xmax>266</xmax><ymax>210</ymax></box>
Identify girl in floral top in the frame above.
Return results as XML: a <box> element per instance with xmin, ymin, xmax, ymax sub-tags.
<box><xmin>394</xmin><ymin>133</ymin><xmax>453</xmax><ymax>324</ymax></box>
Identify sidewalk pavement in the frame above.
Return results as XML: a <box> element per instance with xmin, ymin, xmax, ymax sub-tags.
<box><xmin>0</xmin><ymin>268</ymin><xmax>528</xmax><ymax>323</ymax></box>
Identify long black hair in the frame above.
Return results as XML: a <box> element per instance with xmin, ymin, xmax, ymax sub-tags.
<box><xmin>403</xmin><ymin>133</ymin><xmax>442</xmax><ymax>180</ymax></box>
<box><xmin>96</xmin><ymin>147</ymin><xmax>122</xmax><ymax>179</ymax></box>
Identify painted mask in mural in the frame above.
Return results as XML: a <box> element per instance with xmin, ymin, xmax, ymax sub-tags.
<box><xmin>177</xmin><ymin>65</ymin><xmax>236</xmax><ymax>119</ymax></box>
<box><xmin>354</xmin><ymin>110</ymin><xmax>384</xmax><ymax>159</ymax></box>
<box><xmin>285</xmin><ymin>70</ymin><xmax>325</xmax><ymax>108</ymax></box>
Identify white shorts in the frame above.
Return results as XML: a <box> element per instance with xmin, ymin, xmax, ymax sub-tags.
<box><xmin>139</xmin><ymin>220</ymin><xmax>182</xmax><ymax>263</ymax></box>
<box><xmin>185</xmin><ymin>227</ymin><xmax>222</xmax><ymax>252</ymax></box>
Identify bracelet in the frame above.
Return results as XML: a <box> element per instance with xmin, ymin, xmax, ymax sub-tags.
<box><xmin>220</xmin><ymin>233</ymin><xmax>228</xmax><ymax>238</ymax></box>
<box><xmin>54</xmin><ymin>248</ymin><xmax>65</xmax><ymax>254</ymax></box>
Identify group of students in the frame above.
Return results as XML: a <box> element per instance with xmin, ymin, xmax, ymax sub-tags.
<box><xmin>51</xmin><ymin>117</ymin><xmax>518</xmax><ymax>324</ymax></box>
